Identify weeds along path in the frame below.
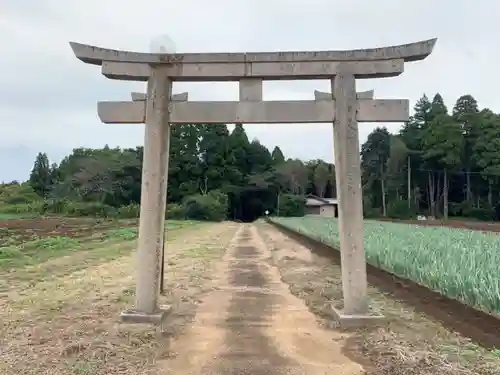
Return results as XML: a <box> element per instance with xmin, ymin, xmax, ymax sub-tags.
<box><xmin>0</xmin><ymin>223</ymin><xmax>202</xmax><ymax>297</ymax></box>
<box><xmin>157</xmin><ymin>224</ymin><xmax>364</xmax><ymax>375</ymax></box>
<box><xmin>0</xmin><ymin>222</ymin><xmax>239</xmax><ymax>375</ymax></box>
<box><xmin>257</xmin><ymin>222</ymin><xmax>500</xmax><ymax>375</ymax></box>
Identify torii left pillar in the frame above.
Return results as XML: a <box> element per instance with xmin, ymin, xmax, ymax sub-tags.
<box><xmin>121</xmin><ymin>67</ymin><xmax>172</xmax><ymax>324</ymax></box>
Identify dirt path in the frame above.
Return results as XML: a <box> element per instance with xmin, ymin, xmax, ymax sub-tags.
<box><xmin>158</xmin><ymin>224</ymin><xmax>365</xmax><ymax>374</ymax></box>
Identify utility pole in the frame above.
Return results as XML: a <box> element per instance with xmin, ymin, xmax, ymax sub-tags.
<box><xmin>160</xmin><ymin>204</ymin><xmax>167</xmax><ymax>295</ymax></box>
<box><xmin>407</xmin><ymin>155</ymin><xmax>411</xmax><ymax>208</ymax></box>
<box><xmin>160</xmin><ymin>238</ymin><xmax>165</xmax><ymax>294</ymax></box>
<box><xmin>277</xmin><ymin>192</ymin><xmax>280</xmax><ymax>216</ymax></box>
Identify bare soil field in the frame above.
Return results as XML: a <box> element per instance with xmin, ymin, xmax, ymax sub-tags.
<box><xmin>258</xmin><ymin>222</ymin><xmax>500</xmax><ymax>375</ymax></box>
<box><xmin>1</xmin><ymin>222</ymin><xmax>239</xmax><ymax>375</ymax></box>
<box><xmin>0</xmin><ymin>217</ymin><xmax>195</xmax><ymax>247</ymax></box>
<box><xmin>378</xmin><ymin>217</ymin><xmax>500</xmax><ymax>233</ymax></box>
<box><xmin>0</xmin><ymin>217</ymin><xmax>137</xmax><ymax>245</ymax></box>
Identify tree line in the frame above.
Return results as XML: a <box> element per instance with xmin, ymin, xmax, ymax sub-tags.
<box><xmin>362</xmin><ymin>93</ymin><xmax>500</xmax><ymax>220</ymax></box>
<box><xmin>4</xmin><ymin>124</ymin><xmax>335</xmax><ymax>220</ymax></box>
<box><xmin>3</xmin><ymin>92</ymin><xmax>499</xmax><ymax>221</ymax></box>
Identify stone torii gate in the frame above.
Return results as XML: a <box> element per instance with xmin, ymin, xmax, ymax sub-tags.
<box><xmin>69</xmin><ymin>38</ymin><xmax>436</xmax><ymax>326</ymax></box>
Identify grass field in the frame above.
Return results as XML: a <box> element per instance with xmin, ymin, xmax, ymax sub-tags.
<box><xmin>0</xmin><ymin>218</ymin><xmax>198</xmax><ymax>291</ymax></box>
<box><xmin>0</xmin><ymin>216</ymin><xmax>238</xmax><ymax>374</ymax></box>
<box><xmin>0</xmin><ymin>218</ymin><xmax>197</xmax><ymax>269</ymax></box>
<box><xmin>270</xmin><ymin>215</ymin><xmax>500</xmax><ymax>316</ymax></box>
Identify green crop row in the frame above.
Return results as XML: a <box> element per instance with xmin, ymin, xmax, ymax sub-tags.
<box><xmin>270</xmin><ymin>216</ymin><xmax>500</xmax><ymax>316</ymax></box>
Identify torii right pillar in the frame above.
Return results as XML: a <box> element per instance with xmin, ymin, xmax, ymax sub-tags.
<box><xmin>316</xmin><ymin>81</ymin><xmax>416</xmax><ymax>327</ymax></box>
<box><xmin>316</xmin><ymin>86</ymin><xmax>374</xmax><ymax>320</ymax></box>
<box><xmin>333</xmin><ymin>74</ymin><xmax>370</xmax><ymax>319</ymax></box>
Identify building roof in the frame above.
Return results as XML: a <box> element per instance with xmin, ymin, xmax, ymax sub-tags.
<box><xmin>305</xmin><ymin>195</ymin><xmax>338</xmax><ymax>206</ymax></box>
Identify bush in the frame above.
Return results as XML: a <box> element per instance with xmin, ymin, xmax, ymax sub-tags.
<box><xmin>465</xmin><ymin>207</ymin><xmax>494</xmax><ymax>221</ymax></box>
<box><xmin>277</xmin><ymin>194</ymin><xmax>305</xmax><ymax>217</ymax></box>
<box><xmin>182</xmin><ymin>193</ymin><xmax>227</xmax><ymax>221</ymax></box>
<box><xmin>0</xmin><ymin>202</ymin><xmax>43</xmax><ymax>215</ymax></box>
<box><xmin>0</xmin><ymin>183</ymin><xmax>40</xmax><ymax>205</ymax></box>
<box><xmin>40</xmin><ymin>199</ymin><xmax>116</xmax><ymax>217</ymax></box>
<box><xmin>207</xmin><ymin>189</ymin><xmax>228</xmax><ymax>207</ymax></box>
<box><xmin>387</xmin><ymin>200</ymin><xmax>416</xmax><ymax>220</ymax></box>
<box><xmin>362</xmin><ymin>196</ymin><xmax>380</xmax><ymax>218</ymax></box>
<box><xmin>42</xmin><ymin>198</ymin><xmax>69</xmax><ymax>214</ymax></box>
<box><xmin>167</xmin><ymin>203</ymin><xmax>185</xmax><ymax>219</ymax></box>
<box><xmin>116</xmin><ymin>204</ymin><xmax>141</xmax><ymax>218</ymax></box>
<box><xmin>63</xmin><ymin>201</ymin><xmax>116</xmax><ymax>217</ymax></box>
<box><xmin>450</xmin><ymin>201</ymin><xmax>494</xmax><ymax>221</ymax></box>
<box><xmin>449</xmin><ymin>201</ymin><xmax>474</xmax><ymax>217</ymax></box>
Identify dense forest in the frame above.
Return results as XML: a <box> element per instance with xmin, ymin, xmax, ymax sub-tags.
<box><xmin>3</xmin><ymin>92</ymin><xmax>500</xmax><ymax>221</ymax></box>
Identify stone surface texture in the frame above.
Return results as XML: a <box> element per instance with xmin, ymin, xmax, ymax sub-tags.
<box><xmin>332</xmin><ymin>73</ymin><xmax>369</xmax><ymax>315</ymax></box>
<box><xmin>133</xmin><ymin>67</ymin><xmax>172</xmax><ymax>314</ymax></box>
<box><xmin>97</xmin><ymin>99</ymin><xmax>409</xmax><ymax>124</ymax></box>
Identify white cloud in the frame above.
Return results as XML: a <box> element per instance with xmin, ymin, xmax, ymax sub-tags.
<box><xmin>1</xmin><ymin>0</ymin><xmax>499</xmax><ymax>181</ymax></box>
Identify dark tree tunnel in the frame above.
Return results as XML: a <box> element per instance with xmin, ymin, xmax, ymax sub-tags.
<box><xmin>227</xmin><ymin>186</ymin><xmax>277</xmax><ymax>222</ymax></box>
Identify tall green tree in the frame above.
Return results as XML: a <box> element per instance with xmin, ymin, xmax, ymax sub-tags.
<box><xmin>472</xmin><ymin>110</ymin><xmax>500</xmax><ymax>206</ymax></box>
<box><xmin>226</xmin><ymin>124</ymin><xmax>251</xmax><ymax>185</ymax></box>
<box><xmin>453</xmin><ymin>94</ymin><xmax>480</xmax><ymax>202</ymax></box>
<box><xmin>198</xmin><ymin>124</ymin><xmax>231</xmax><ymax>193</ymax></box>
<box><xmin>422</xmin><ymin>108</ymin><xmax>463</xmax><ymax>218</ymax></box>
<box><xmin>271</xmin><ymin>146</ymin><xmax>285</xmax><ymax>165</ymax></box>
<box><xmin>247</xmin><ymin>139</ymin><xmax>273</xmax><ymax>174</ymax></box>
<box><xmin>313</xmin><ymin>161</ymin><xmax>330</xmax><ymax>197</ymax></box>
<box><xmin>361</xmin><ymin>127</ymin><xmax>391</xmax><ymax>216</ymax></box>
<box><xmin>419</xmin><ymin>93</ymin><xmax>452</xmax><ymax>217</ymax></box>
<box><xmin>168</xmin><ymin>124</ymin><xmax>202</xmax><ymax>201</ymax></box>
<box><xmin>29</xmin><ymin>152</ymin><xmax>52</xmax><ymax>197</ymax></box>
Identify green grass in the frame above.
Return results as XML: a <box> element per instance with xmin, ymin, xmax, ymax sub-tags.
<box><xmin>0</xmin><ymin>220</ymin><xmax>200</xmax><ymax>272</ymax></box>
<box><xmin>0</xmin><ymin>213</ymin><xmax>39</xmax><ymax>220</ymax></box>
<box><xmin>102</xmin><ymin>220</ymin><xmax>198</xmax><ymax>241</ymax></box>
<box><xmin>270</xmin><ymin>215</ymin><xmax>500</xmax><ymax>316</ymax></box>
<box><xmin>0</xmin><ymin>236</ymin><xmax>81</xmax><ymax>269</ymax></box>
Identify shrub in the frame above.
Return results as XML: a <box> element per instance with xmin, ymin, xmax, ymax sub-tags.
<box><xmin>116</xmin><ymin>204</ymin><xmax>141</xmax><ymax>218</ymax></box>
<box><xmin>183</xmin><ymin>193</ymin><xmax>227</xmax><ymax>221</ymax></box>
<box><xmin>0</xmin><ymin>183</ymin><xmax>40</xmax><ymax>205</ymax></box>
<box><xmin>449</xmin><ymin>200</ymin><xmax>474</xmax><ymax>217</ymax></box>
<box><xmin>65</xmin><ymin>202</ymin><xmax>116</xmax><ymax>217</ymax></box>
<box><xmin>277</xmin><ymin>194</ymin><xmax>305</xmax><ymax>217</ymax></box>
<box><xmin>42</xmin><ymin>198</ymin><xmax>69</xmax><ymax>214</ymax></box>
<box><xmin>466</xmin><ymin>207</ymin><xmax>494</xmax><ymax>221</ymax></box>
<box><xmin>207</xmin><ymin>189</ymin><xmax>228</xmax><ymax>207</ymax></box>
<box><xmin>450</xmin><ymin>201</ymin><xmax>494</xmax><ymax>221</ymax></box>
<box><xmin>167</xmin><ymin>203</ymin><xmax>185</xmax><ymax>219</ymax></box>
<box><xmin>362</xmin><ymin>196</ymin><xmax>381</xmax><ymax>218</ymax></box>
<box><xmin>0</xmin><ymin>203</ymin><xmax>32</xmax><ymax>214</ymax></box>
<box><xmin>387</xmin><ymin>200</ymin><xmax>416</xmax><ymax>220</ymax></box>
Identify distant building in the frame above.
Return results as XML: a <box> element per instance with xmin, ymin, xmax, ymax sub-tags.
<box><xmin>305</xmin><ymin>195</ymin><xmax>338</xmax><ymax>217</ymax></box>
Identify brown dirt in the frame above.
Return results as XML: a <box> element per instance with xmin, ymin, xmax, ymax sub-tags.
<box><xmin>378</xmin><ymin>218</ymin><xmax>500</xmax><ymax>233</ymax></box>
<box><xmin>158</xmin><ymin>224</ymin><xmax>366</xmax><ymax>374</ymax></box>
<box><xmin>258</xmin><ymin>222</ymin><xmax>500</xmax><ymax>375</ymax></box>
<box><xmin>0</xmin><ymin>222</ymin><xmax>238</xmax><ymax>375</ymax></box>
<box><xmin>0</xmin><ymin>217</ymin><xmax>136</xmax><ymax>245</ymax></box>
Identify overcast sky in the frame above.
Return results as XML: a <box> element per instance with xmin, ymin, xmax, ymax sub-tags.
<box><xmin>1</xmin><ymin>0</ymin><xmax>499</xmax><ymax>182</ymax></box>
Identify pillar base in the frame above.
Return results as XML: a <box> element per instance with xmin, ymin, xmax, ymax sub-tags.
<box><xmin>120</xmin><ymin>304</ymin><xmax>172</xmax><ymax>325</ymax></box>
<box><xmin>330</xmin><ymin>304</ymin><xmax>385</xmax><ymax>329</ymax></box>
